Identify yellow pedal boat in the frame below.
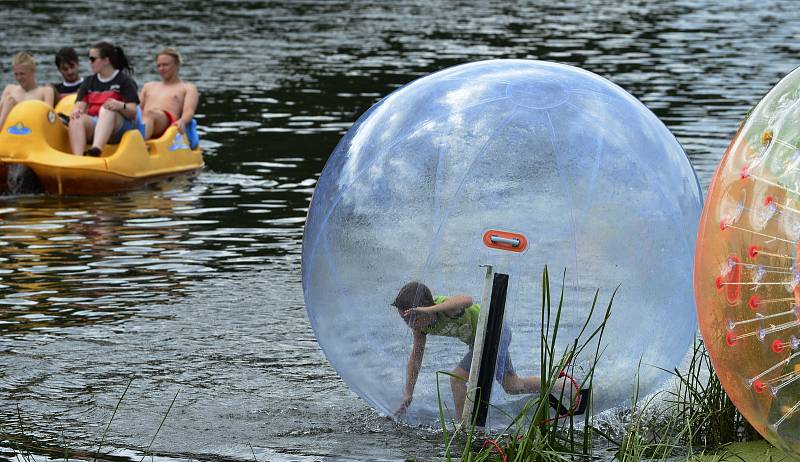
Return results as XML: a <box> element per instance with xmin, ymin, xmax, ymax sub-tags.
<box><xmin>0</xmin><ymin>94</ymin><xmax>203</xmax><ymax>195</ymax></box>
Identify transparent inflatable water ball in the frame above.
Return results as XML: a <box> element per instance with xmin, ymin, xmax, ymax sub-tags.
<box><xmin>303</xmin><ymin>60</ymin><xmax>702</xmax><ymax>428</ymax></box>
<box><xmin>696</xmin><ymin>65</ymin><xmax>800</xmax><ymax>456</ymax></box>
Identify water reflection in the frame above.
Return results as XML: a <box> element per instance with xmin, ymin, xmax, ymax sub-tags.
<box><xmin>0</xmin><ymin>171</ymin><xmax>308</xmax><ymax>338</ymax></box>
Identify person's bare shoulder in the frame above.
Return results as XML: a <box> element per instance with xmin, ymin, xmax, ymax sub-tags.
<box><xmin>30</xmin><ymin>85</ymin><xmax>52</xmax><ymax>101</ymax></box>
<box><xmin>2</xmin><ymin>83</ymin><xmax>21</xmax><ymax>94</ymax></box>
<box><xmin>179</xmin><ymin>82</ymin><xmax>197</xmax><ymax>96</ymax></box>
<box><xmin>141</xmin><ymin>81</ymin><xmax>158</xmax><ymax>92</ymax></box>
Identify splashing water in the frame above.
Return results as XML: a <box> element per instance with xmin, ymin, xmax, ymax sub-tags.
<box><xmin>5</xmin><ymin>164</ymin><xmax>40</xmax><ymax>195</ymax></box>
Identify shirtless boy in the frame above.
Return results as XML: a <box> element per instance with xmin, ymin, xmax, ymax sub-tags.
<box><xmin>0</xmin><ymin>52</ymin><xmax>55</xmax><ymax>129</ymax></box>
<box><xmin>140</xmin><ymin>47</ymin><xmax>199</xmax><ymax>139</ymax></box>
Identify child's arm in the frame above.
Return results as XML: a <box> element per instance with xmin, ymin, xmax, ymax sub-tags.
<box><xmin>416</xmin><ymin>295</ymin><xmax>473</xmax><ymax>317</ymax></box>
<box><xmin>396</xmin><ymin>329</ymin><xmax>426</xmax><ymax>416</ymax></box>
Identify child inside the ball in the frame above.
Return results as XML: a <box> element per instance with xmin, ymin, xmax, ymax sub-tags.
<box><xmin>391</xmin><ymin>281</ymin><xmax>575</xmax><ymax>421</ymax></box>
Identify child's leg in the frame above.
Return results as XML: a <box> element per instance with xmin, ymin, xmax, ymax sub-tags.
<box><xmin>501</xmin><ymin>371</ymin><xmax>540</xmax><ymax>394</ymax></box>
<box><xmin>499</xmin><ymin>356</ymin><xmax>569</xmax><ymax>397</ymax></box>
<box><xmin>452</xmin><ymin>350</ymin><xmax>473</xmax><ymax>421</ymax></box>
<box><xmin>497</xmin><ymin>333</ymin><xmax>540</xmax><ymax>394</ymax></box>
<box><xmin>450</xmin><ymin>366</ymin><xmax>468</xmax><ymax>421</ymax></box>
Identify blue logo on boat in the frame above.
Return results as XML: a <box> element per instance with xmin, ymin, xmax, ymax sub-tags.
<box><xmin>168</xmin><ymin>134</ymin><xmax>189</xmax><ymax>151</ymax></box>
<box><xmin>7</xmin><ymin>123</ymin><xmax>30</xmax><ymax>135</ymax></box>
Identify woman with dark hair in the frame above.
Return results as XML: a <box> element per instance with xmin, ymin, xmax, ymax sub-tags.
<box><xmin>68</xmin><ymin>42</ymin><xmax>139</xmax><ymax>156</ymax></box>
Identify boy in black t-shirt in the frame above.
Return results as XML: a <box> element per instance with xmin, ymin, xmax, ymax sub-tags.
<box><xmin>53</xmin><ymin>47</ymin><xmax>83</xmax><ymax>102</ymax></box>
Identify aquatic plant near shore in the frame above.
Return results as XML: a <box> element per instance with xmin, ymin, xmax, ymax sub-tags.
<box><xmin>0</xmin><ymin>378</ymin><xmax>179</xmax><ymax>462</ymax></box>
<box><xmin>614</xmin><ymin>338</ymin><xmax>765</xmax><ymax>460</ymax></box>
<box><xmin>449</xmin><ymin>267</ymin><xmax>769</xmax><ymax>461</ymax></box>
<box><xmin>441</xmin><ymin>266</ymin><xmax>615</xmax><ymax>461</ymax></box>
<box><xmin>668</xmin><ymin>338</ymin><xmax>761</xmax><ymax>451</ymax></box>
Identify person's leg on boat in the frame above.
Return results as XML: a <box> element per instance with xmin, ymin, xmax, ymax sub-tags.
<box><xmin>142</xmin><ymin>108</ymin><xmax>169</xmax><ymax>140</ymax></box>
<box><xmin>0</xmin><ymin>85</ymin><xmax>22</xmax><ymax>129</ymax></box>
<box><xmin>68</xmin><ymin>113</ymin><xmax>94</xmax><ymax>155</ymax></box>
<box><xmin>89</xmin><ymin>105</ymin><xmax>124</xmax><ymax>154</ymax></box>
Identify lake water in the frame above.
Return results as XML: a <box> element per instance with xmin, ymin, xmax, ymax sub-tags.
<box><xmin>0</xmin><ymin>1</ymin><xmax>798</xmax><ymax>460</ymax></box>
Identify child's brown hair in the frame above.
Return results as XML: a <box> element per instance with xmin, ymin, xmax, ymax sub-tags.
<box><xmin>391</xmin><ymin>281</ymin><xmax>434</xmax><ymax>311</ymax></box>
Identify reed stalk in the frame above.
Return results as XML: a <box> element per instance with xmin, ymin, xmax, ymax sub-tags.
<box><xmin>444</xmin><ymin>266</ymin><xmax>615</xmax><ymax>461</ymax></box>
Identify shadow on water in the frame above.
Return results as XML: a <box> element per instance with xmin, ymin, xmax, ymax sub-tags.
<box><xmin>1</xmin><ymin>0</ymin><xmax>800</xmax><ymax>460</ymax></box>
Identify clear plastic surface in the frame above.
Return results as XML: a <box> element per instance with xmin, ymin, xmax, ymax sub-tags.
<box><xmin>303</xmin><ymin>60</ymin><xmax>702</xmax><ymax>428</ymax></box>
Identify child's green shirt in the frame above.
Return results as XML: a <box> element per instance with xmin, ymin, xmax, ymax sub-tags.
<box><xmin>421</xmin><ymin>295</ymin><xmax>480</xmax><ymax>345</ymax></box>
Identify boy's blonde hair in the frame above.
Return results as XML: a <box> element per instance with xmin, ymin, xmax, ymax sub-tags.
<box><xmin>157</xmin><ymin>47</ymin><xmax>182</xmax><ymax>65</ymax></box>
<box><xmin>12</xmin><ymin>52</ymin><xmax>35</xmax><ymax>70</ymax></box>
